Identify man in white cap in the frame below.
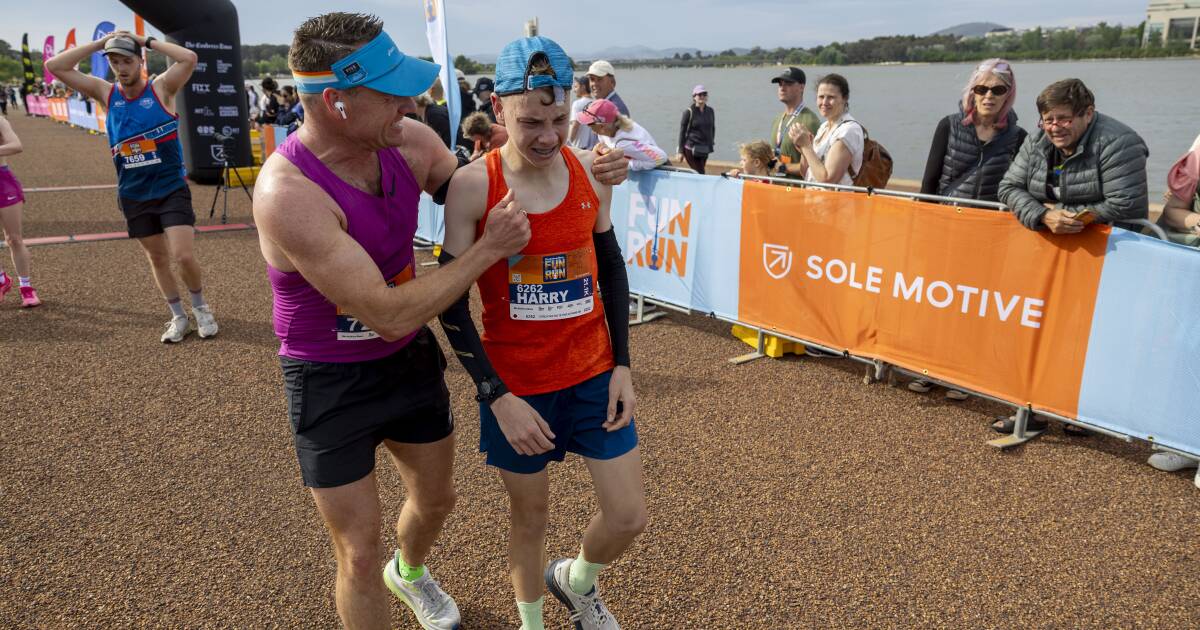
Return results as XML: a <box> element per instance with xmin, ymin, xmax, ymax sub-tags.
<box><xmin>586</xmin><ymin>60</ymin><xmax>629</xmax><ymax>117</ymax></box>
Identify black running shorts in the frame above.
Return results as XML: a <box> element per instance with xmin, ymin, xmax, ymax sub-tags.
<box><xmin>119</xmin><ymin>185</ymin><xmax>196</xmax><ymax>239</ymax></box>
<box><xmin>280</xmin><ymin>326</ymin><xmax>454</xmax><ymax>488</ymax></box>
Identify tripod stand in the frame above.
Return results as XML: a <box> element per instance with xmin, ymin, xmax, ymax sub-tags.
<box><xmin>208</xmin><ymin>135</ymin><xmax>252</xmax><ymax>224</ymax></box>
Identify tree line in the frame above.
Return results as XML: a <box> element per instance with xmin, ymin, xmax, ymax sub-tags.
<box><xmin>651</xmin><ymin>22</ymin><xmax>1194</xmax><ymax>68</ymax></box>
<box><xmin>3</xmin><ymin>21</ymin><xmax>1193</xmax><ymax>85</ymax></box>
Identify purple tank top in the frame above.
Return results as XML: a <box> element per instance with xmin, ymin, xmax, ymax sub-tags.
<box><xmin>269</xmin><ymin>134</ymin><xmax>421</xmax><ymax>362</ymax></box>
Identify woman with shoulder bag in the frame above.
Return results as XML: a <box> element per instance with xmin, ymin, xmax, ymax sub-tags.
<box><xmin>676</xmin><ymin>85</ymin><xmax>715</xmax><ymax>174</ymax></box>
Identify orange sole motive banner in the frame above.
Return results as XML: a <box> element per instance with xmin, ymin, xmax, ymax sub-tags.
<box><xmin>737</xmin><ymin>182</ymin><xmax>1109</xmax><ymax>417</ymax></box>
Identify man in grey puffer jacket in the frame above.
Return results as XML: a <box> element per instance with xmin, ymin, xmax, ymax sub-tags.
<box><xmin>999</xmin><ymin>78</ymin><xmax>1148</xmax><ymax>234</ymax></box>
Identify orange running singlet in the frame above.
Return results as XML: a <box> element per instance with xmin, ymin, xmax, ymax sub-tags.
<box><xmin>475</xmin><ymin>147</ymin><xmax>615</xmax><ymax>396</ymax></box>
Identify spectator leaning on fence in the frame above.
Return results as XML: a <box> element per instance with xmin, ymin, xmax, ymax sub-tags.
<box><xmin>910</xmin><ymin>59</ymin><xmax>1027</xmax><ymax>401</ymax></box>
<box><xmin>788</xmin><ymin>73</ymin><xmax>864</xmax><ymax>187</ymax></box>
<box><xmin>998</xmin><ymin>78</ymin><xmax>1149</xmax><ymax>236</ymax></box>
<box><xmin>1156</xmin><ymin>133</ymin><xmax>1200</xmax><ymax>246</ymax></box>
<box><xmin>921</xmin><ymin>59</ymin><xmax>1026</xmax><ymax>202</ymax></box>
<box><xmin>676</xmin><ymin>84</ymin><xmax>715</xmax><ymax>174</ymax></box>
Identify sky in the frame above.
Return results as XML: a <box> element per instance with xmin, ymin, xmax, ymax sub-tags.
<box><xmin>3</xmin><ymin>0</ymin><xmax>1145</xmax><ymax>58</ymax></box>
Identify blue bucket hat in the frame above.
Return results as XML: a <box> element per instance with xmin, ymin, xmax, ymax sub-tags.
<box><xmin>493</xmin><ymin>36</ymin><xmax>574</xmax><ymax>97</ymax></box>
<box><xmin>292</xmin><ymin>31</ymin><xmax>440</xmax><ymax>97</ymax></box>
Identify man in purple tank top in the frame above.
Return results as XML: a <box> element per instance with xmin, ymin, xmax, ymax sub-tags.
<box><xmin>252</xmin><ymin>13</ymin><xmax>629</xmax><ymax>630</ymax></box>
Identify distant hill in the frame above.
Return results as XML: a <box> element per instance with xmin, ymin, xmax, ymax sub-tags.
<box><xmin>931</xmin><ymin>22</ymin><xmax>1010</xmax><ymax>38</ymax></box>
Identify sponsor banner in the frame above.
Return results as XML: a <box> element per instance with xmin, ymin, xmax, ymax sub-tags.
<box><xmin>259</xmin><ymin>124</ymin><xmax>289</xmax><ymax>160</ymax></box>
<box><xmin>90</xmin><ymin>22</ymin><xmax>115</xmax><ymax>79</ymax></box>
<box><xmin>181</xmin><ymin>38</ymin><xmax>246</xmax><ymax>168</ymax></box>
<box><xmin>27</xmin><ymin>95</ymin><xmax>49</xmax><ymax>117</ymax></box>
<box><xmin>736</xmin><ymin>184</ymin><xmax>1107</xmax><ymax>416</ymax></box>
<box><xmin>48</xmin><ymin>97</ymin><xmax>69</xmax><ymax>122</ymax></box>
<box><xmin>64</xmin><ymin>28</ymin><xmax>77</xmax><ymax>51</ymax></box>
<box><xmin>610</xmin><ymin>170</ymin><xmax>743</xmax><ymax>318</ymax></box>
<box><xmin>1077</xmin><ymin>231</ymin><xmax>1200</xmax><ymax>454</ymax></box>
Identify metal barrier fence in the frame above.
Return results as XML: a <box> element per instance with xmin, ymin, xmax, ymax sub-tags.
<box><xmin>624</xmin><ymin>169</ymin><xmax>1193</xmax><ymax>458</ymax></box>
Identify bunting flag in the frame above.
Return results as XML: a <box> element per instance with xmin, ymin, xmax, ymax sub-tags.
<box><xmin>423</xmin><ymin>0</ymin><xmax>461</xmax><ymax>146</ymax></box>
<box><xmin>42</xmin><ymin>36</ymin><xmax>55</xmax><ymax>84</ymax></box>
<box><xmin>21</xmin><ymin>34</ymin><xmax>35</xmax><ymax>95</ymax></box>
<box><xmin>64</xmin><ymin>28</ymin><xmax>77</xmax><ymax>51</ymax></box>
<box><xmin>90</xmin><ymin>22</ymin><xmax>116</xmax><ymax>79</ymax></box>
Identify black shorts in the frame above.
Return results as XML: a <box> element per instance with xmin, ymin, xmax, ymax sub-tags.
<box><xmin>119</xmin><ymin>185</ymin><xmax>195</xmax><ymax>239</ymax></box>
<box><xmin>280</xmin><ymin>326</ymin><xmax>454</xmax><ymax>488</ymax></box>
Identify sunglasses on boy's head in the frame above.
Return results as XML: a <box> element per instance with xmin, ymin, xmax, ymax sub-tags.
<box><xmin>972</xmin><ymin>84</ymin><xmax>1009</xmax><ymax>96</ymax></box>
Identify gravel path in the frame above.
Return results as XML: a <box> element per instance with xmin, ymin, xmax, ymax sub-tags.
<box><xmin>2</xmin><ymin>114</ymin><xmax>1197</xmax><ymax>629</ymax></box>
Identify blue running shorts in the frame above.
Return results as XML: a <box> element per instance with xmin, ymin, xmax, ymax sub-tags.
<box><xmin>480</xmin><ymin>369</ymin><xmax>638</xmax><ymax>474</ymax></box>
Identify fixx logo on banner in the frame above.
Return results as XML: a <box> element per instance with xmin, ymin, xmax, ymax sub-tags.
<box><xmin>610</xmin><ymin>171</ymin><xmax>744</xmax><ymax>317</ymax></box>
<box><xmin>736</xmin><ymin>183</ymin><xmax>1108</xmax><ymax>416</ymax></box>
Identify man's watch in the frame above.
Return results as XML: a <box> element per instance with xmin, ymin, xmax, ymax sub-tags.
<box><xmin>475</xmin><ymin>376</ymin><xmax>509</xmax><ymax>404</ymax></box>
<box><xmin>144</xmin><ymin>36</ymin><xmax>155</xmax><ymax>50</ymax></box>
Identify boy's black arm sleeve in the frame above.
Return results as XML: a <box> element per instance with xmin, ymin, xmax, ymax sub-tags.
<box><xmin>435</xmin><ymin>251</ymin><xmax>509</xmax><ymax>397</ymax></box>
<box><xmin>593</xmin><ymin>228</ymin><xmax>630</xmax><ymax>367</ymax></box>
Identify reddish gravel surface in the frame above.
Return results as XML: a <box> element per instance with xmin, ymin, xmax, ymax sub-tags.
<box><xmin>3</xmin><ymin>114</ymin><xmax>1198</xmax><ymax>629</ymax></box>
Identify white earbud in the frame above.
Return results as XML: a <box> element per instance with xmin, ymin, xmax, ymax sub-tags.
<box><xmin>334</xmin><ymin>101</ymin><xmax>347</xmax><ymax>119</ymax></box>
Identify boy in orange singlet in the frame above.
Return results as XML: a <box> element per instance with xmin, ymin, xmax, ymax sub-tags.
<box><xmin>438</xmin><ymin>36</ymin><xmax>645</xmax><ymax>630</ymax></box>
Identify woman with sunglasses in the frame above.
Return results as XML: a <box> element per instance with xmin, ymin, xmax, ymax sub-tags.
<box><xmin>919</xmin><ymin>59</ymin><xmax>1026</xmax><ymax>203</ymax></box>
<box><xmin>675</xmin><ymin>85</ymin><xmax>715</xmax><ymax>173</ymax></box>
<box><xmin>911</xmin><ymin>59</ymin><xmax>1026</xmax><ymax>400</ymax></box>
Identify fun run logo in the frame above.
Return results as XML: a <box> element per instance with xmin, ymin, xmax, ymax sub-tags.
<box><xmin>625</xmin><ymin>193</ymin><xmax>693</xmax><ymax>278</ymax></box>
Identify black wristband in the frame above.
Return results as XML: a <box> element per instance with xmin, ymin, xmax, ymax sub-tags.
<box><xmin>144</xmin><ymin>36</ymin><xmax>155</xmax><ymax>50</ymax></box>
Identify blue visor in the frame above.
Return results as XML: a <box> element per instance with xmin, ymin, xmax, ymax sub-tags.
<box><xmin>293</xmin><ymin>31</ymin><xmax>440</xmax><ymax>98</ymax></box>
<box><xmin>493</xmin><ymin>36</ymin><xmax>574</xmax><ymax>97</ymax></box>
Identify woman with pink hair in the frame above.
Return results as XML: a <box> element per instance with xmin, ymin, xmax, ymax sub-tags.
<box><xmin>911</xmin><ymin>58</ymin><xmax>1026</xmax><ymax>400</ymax></box>
<box><xmin>919</xmin><ymin>58</ymin><xmax>1027</xmax><ymax>202</ymax></box>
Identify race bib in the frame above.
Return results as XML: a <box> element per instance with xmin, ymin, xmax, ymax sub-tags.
<box><xmin>118</xmin><ymin>138</ymin><xmax>162</xmax><ymax>169</ymax></box>
<box><xmin>508</xmin><ymin>248</ymin><xmax>594</xmax><ymax>321</ymax></box>
<box><xmin>334</xmin><ymin>265</ymin><xmax>414</xmax><ymax>340</ymax></box>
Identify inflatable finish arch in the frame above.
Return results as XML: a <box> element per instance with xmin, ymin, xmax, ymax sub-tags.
<box><xmin>120</xmin><ymin>0</ymin><xmax>252</xmax><ymax>183</ymax></box>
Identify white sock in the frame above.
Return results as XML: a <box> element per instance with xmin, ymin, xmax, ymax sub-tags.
<box><xmin>18</xmin><ymin>276</ymin><xmax>31</xmax><ymax>288</ymax></box>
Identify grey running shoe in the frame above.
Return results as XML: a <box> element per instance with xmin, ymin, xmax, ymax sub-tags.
<box><xmin>193</xmin><ymin>304</ymin><xmax>219</xmax><ymax>339</ymax></box>
<box><xmin>160</xmin><ymin>315</ymin><xmax>192</xmax><ymax>343</ymax></box>
<box><xmin>383</xmin><ymin>552</ymin><xmax>461</xmax><ymax>630</ymax></box>
<box><xmin>545</xmin><ymin>557</ymin><xmax>620</xmax><ymax>630</ymax></box>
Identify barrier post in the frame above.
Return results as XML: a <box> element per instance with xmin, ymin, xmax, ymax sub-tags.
<box><xmin>629</xmin><ymin>294</ymin><xmax>667</xmax><ymax>326</ymax></box>
<box><xmin>987</xmin><ymin>407</ymin><xmax>1044</xmax><ymax>449</ymax></box>
<box><xmin>728</xmin><ymin>327</ymin><xmax>768</xmax><ymax>365</ymax></box>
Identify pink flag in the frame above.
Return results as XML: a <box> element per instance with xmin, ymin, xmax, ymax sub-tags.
<box><xmin>42</xmin><ymin>36</ymin><xmax>55</xmax><ymax>84</ymax></box>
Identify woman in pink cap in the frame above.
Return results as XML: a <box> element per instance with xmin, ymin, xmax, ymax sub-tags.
<box><xmin>675</xmin><ymin>84</ymin><xmax>715</xmax><ymax>173</ymax></box>
<box><xmin>578</xmin><ymin>99</ymin><xmax>668</xmax><ymax>171</ymax></box>
<box><xmin>0</xmin><ymin>114</ymin><xmax>39</xmax><ymax>307</ymax></box>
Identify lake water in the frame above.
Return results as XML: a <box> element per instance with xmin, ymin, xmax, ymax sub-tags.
<box><xmin>262</xmin><ymin>58</ymin><xmax>1199</xmax><ymax>200</ymax></box>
